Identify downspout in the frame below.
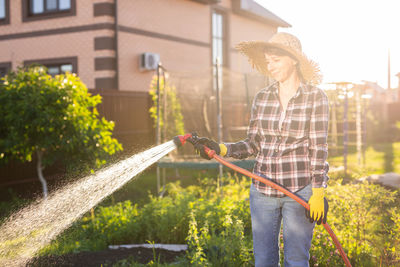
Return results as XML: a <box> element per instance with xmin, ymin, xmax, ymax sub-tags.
<box><xmin>114</xmin><ymin>0</ymin><xmax>119</xmax><ymax>90</ymax></box>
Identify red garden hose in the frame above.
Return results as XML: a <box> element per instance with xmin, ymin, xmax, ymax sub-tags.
<box><xmin>173</xmin><ymin>134</ymin><xmax>352</xmax><ymax>267</ymax></box>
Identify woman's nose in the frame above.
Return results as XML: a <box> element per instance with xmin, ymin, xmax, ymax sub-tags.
<box><xmin>267</xmin><ymin>63</ymin><xmax>275</xmax><ymax>71</ymax></box>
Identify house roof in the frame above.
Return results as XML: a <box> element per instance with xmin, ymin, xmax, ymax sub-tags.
<box><xmin>232</xmin><ymin>0</ymin><xmax>291</xmax><ymax>28</ymax></box>
<box><xmin>362</xmin><ymin>80</ymin><xmax>385</xmax><ymax>93</ymax></box>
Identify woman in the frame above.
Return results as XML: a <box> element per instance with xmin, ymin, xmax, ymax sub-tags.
<box><xmin>196</xmin><ymin>32</ymin><xmax>329</xmax><ymax>267</ymax></box>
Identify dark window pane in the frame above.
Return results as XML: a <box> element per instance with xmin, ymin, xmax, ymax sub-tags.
<box><xmin>59</xmin><ymin>0</ymin><xmax>71</xmax><ymax>10</ymax></box>
<box><xmin>0</xmin><ymin>67</ymin><xmax>7</xmax><ymax>77</ymax></box>
<box><xmin>45</xmin><ymin>63</ymin><xmax>74</xmax><ymax>76</ymax></box>
<box><xmin>0</xmin><ymin>0</ymin><xmax>5</xmax><ymax>19</ymax></box>
<box><xmin>48</xmin><ymin>66</ymin><xmax>60</xmax><ymax>76</ymax></box>
<box><xmin>31</xmin><ymin>0</ymin><xmax>44</xmax><ymax>14</ymax></box>
<box><xmin>46</xmin><ymin>0</ymin><xmax>57</xmax><ymax>11</ymax></box>
<box><xmin>60</xmin><ymin>64</ymin><xmax>73</xmax><ymax>73</ymax></box>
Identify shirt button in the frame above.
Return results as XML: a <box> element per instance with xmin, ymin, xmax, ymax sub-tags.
<box><xmin>274</xmin><ymin>149</ymin><xmax>278</xmax><ymax>153</ymax></box>
<box><xmin>278</xmin><ymin>136</ymin><xmax>281</xmax><ymax>141</ymax></box>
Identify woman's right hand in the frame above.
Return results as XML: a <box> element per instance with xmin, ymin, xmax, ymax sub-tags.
<box><xmin>195</xmin><ymin>137</ymin><xmax>226</xmax><ymax>160</ymax></box>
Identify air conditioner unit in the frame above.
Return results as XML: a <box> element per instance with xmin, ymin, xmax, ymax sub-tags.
<box><xmin>140</xmin><ymin>52</ymin><xmax>160</xmax><ymax>71</ymax></box>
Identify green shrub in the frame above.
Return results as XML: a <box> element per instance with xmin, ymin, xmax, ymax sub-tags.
<box><xmin>386</xmin><ymin>207</ymin><xmax>400</xmax><ymax>265</ymax></box>
<box><xmin>0</xmin><ymin>66</ymin><xmax>122</xmax><ymax>197</ymax></box>
<box><xmin>40</xmin><ymin>175</ymin><xmax>251</xmax><ymax>255</ymax></box>
<box><xmin>39</xmin><ymin>173</ymin><xmax>400</xmax><ymax>267</ymax></box>
<box><xmin>310</xmin><ymin>181</ymin><xmax>399</xmax><ymax>266</ymax></box>
<box><xmin>186</xmin><ymin>212</ymin><xmax>253</xmax><ymax>266</ymax></box>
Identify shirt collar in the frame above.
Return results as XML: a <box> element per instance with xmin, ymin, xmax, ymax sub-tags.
<box><xmin>267</xmin><ymin>82</ymin><xmax>309</xmax><ymax>97</ymax></box>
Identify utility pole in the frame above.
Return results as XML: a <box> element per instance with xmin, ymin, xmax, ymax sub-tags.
<box><xmin>343</xmin><ymin>85</ymin><xmax>348</xmax><ymax>177</ymax></box>
<box><xmin>355</xmin><ymin>85</ymin><xmax>362</xmax><ymax>166</ymax></box>
<box><xmin>215</xmin><ymin>58</ymin><xmax>223</xmax><ymax>181</ymax></box>
<box><xmin>388</xmin><ymin>49</ymin><xmax>391</xmax><ymax>91</ymax></box>
<box><xmin>383</xmin><ymin>50</ymin><xmax>390</xmax><ymax>126</ymax></box>
<box><xmin>156</xmin><ymin>62</ymin><xmax>162</xmax><ymax>194</ymax></box>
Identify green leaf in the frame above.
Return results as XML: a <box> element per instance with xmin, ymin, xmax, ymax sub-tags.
<box><xmin>0</xmin><ymin>65</ymin><xmax>123</xmax><ymax>173</ymax></box>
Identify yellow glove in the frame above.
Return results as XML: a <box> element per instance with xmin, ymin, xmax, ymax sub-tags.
<box><xmin>219</xmin><ymin>143</ymin><xmax>227</xmax><ymax>157</ymax></box>
<box><xmin>195</xmin><ymin>138</ymin><xmax>227</xmax><ymax>159</ymax></box>
<box><xmin>305</xmin><ymin>187</ymin><xmax>328</xmax><ymax>225</ymax></box>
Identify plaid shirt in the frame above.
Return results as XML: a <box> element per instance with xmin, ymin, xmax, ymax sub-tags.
<box><xmin>225</xmin><ymin>82</ymin><xmax>329</xmax><ymax>197</ymax></box>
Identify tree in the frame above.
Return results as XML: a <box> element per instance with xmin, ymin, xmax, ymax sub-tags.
<box><xmin>0</xmin><ymin>66</ymin><xmax>123</xmax><ymax>198</ymax></box>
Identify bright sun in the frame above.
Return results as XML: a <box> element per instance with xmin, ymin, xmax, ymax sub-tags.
<box><xmin>255</xmin><ymin>0</ymin><xmax>400</xmax><ymax>88</ymax></box>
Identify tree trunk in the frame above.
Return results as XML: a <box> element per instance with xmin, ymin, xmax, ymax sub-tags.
<box><xmin>36</xmin><ymin>150</ymin><xmax>48</xmax><ymax>199</ymax></box>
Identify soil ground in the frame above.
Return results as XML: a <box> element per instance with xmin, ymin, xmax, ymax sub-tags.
<box><xmin>28</xmin><ymin>247</ymin><xmax>186</xmax><ymax>267</ymax></box>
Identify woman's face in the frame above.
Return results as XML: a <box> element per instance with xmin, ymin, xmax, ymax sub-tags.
<box><xmin>265</xmin><ymin>53</ymin><xmax>298</xmax><ymax>83</ymax></box>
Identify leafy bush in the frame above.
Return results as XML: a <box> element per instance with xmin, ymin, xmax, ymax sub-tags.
<box><xmin>40</xmin><ymin>175</ymin><xmax>251</xmax><ymax>256</ymax></box>
<box><xmin>310</xmin><ymin>180</ymin><xmax>399</xmax><ymax>266</ymax></box>
<box><xmin>39</xmin><ymin>173</ymin><xmax>400</xmax><ymax>267</ymax></box>
<box><xmin>389</xmin><ymin>208</ymin><xmax>400</xmax><ymax>265</ymax></box>
<box><xmin>0</xmin><ymin>66</ymin><xmax>122</xmax><ymax>169</ymax></box>
<box><xmin>0</xmin><ymin>66</ymin><xmax>122</xmax><ymax>197</ymax></box>
<box><xmin>186</xmin><ymin>212</ymin><xmax>253</xmax><ymax>266</ymax></box>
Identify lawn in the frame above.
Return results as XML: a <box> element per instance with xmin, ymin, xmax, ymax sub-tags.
<box><xmin>329</xmin><ymin>142</ymin><xmax>400</xmax><ymax>178</ymax></box>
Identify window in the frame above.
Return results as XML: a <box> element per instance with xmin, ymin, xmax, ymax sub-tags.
<box><xmin>24</xmin><ymin>57</ymin><xmax>77</xmax><ymax>76</ymax></box>
<box><xmin>23</xmin><ymin>0</ymin><xmax>76</xmax><ymax>22</ymax></box>
<box><xmin>0</xmin><ymin>62</ymin><xmax>11</xmax><ymax>83</ymax></box>
<box><xmin>46</xmin><ymin>63</ymin><xmax>73</xmax><ymax>76</ymax></box>
<box><xmin>212</xmin><ymin>11</ymin><xmax>227</xmax><ymax>91</ymax></box>
<box><xmin>212</xmin><ymin>12</ymin><xmax>224</xmax><ymax>66</ymax></box>
<box><xmin>29</xmin><ymin>0</ymin><xmax>71</xmax><ymax>15</ymax></box>
<box><xmin>0</xmin><ymin>0</ymin><xmax>5</xmax><ymax>20</ymax></box>
<box><xmin>0</xmin><ymin>0</ymin><xmax>9</xmax><ymax>25</ymax></box>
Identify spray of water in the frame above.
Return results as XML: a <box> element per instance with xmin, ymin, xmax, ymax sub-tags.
<box><xmin>0</xmin><ymin>141</ymin><xmax>177</xmax><ymax>267</ymax></box>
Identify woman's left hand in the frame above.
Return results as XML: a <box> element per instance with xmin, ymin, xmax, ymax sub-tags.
<box><xmin>305</xmin><ymin>188</ymin><xmax>329</xmax><ymax>225</ymax></box>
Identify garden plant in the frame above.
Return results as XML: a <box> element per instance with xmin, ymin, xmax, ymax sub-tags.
<box><xmin>0</xmin><ymin>66</ymin><xmax>122</xmax><ymax>198</ymax></box>
<box><xmin>36</xmin><ymin>165</ymin><xmax>400</xmax><ymax>266</ymax></box>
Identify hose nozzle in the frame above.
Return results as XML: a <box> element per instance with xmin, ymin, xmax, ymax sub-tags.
<box><xmin>173</xmin><ymin>133</ymin><xmax>194</xmax><ymax>147</ymax></box>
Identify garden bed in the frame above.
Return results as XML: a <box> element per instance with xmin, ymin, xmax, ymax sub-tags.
<box><xmin>28</xmin><ymin>247</ymin><xmax>185</xmax><ymax>267</ymax></box>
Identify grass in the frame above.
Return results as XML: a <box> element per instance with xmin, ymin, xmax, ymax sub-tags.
<box><xmin>328</xmin><ymin>142</ymin><xmax>400</xmax><ymax>179</ymax></box>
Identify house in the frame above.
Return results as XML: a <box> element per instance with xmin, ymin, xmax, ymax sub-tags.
<box><xmin>0</xmin><ymin>0</ymin><xmax>290</xmax><ymax>186</ymax></box>
<box><xmin>0</xmin><ymin>0</ymin><xmax>290</xmax><ymax>143</ymax></box>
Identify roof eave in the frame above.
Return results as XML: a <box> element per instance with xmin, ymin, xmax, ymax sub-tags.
<box><xmin>188</xmin><ymin>0</ymin><xmax>221</xmax><ymax>5</ymax></box>
<box><xmin>232</xmin><ymin>0</ymin><xmax>291</xmax><ymax>28</ymax></box>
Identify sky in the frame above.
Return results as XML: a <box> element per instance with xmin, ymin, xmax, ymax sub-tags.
<box><xmin>255</xmin><ymin>0</ymin><xmax>400</xmax><ymax>88</ymax></box>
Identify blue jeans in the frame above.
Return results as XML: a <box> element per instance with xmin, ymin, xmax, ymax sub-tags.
<box><xmin>250</xmin><ymin>183</ymin><xmax>315</xmax><ymax>267</ymax></box>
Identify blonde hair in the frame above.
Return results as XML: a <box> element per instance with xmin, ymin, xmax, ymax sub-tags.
<box><xmin>264</xmin><ymin>47</ymin><xmax>304</xmax><ymax>81</ymax></box>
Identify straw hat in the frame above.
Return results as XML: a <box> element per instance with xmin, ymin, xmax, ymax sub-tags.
<box><xmin>236</xmin><ymin>32</ymin><xmax>322</xmax><ymax>85</ymax></box>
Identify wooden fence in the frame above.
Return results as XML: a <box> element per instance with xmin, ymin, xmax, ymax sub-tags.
<box><xmin>0</xmin><ymin>90</ymin><xmax>155</xmax><ymax>189</ymax></box>
<box><xmin>4</xmin><ymin>88</ymin><xmax>399</xmax><ymax>189</ymax></box>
